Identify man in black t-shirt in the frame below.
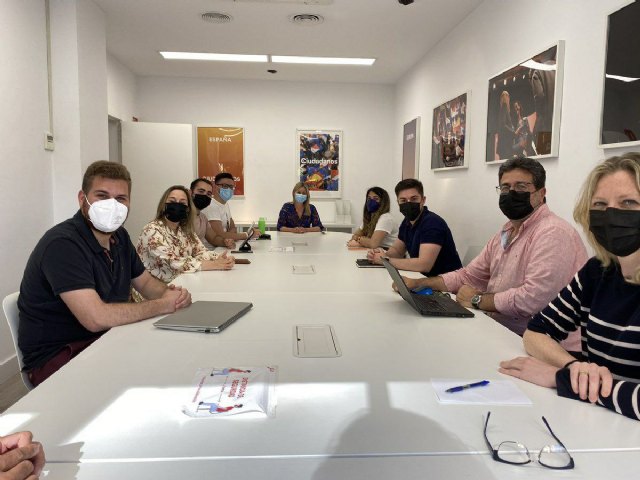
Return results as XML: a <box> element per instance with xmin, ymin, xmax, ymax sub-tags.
<box><xmin>18</xmin><ymin>161</ymin><xmax>192</xmax><ymax>387</ymax></box>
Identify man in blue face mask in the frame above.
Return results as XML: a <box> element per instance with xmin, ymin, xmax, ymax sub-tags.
<box><xmin>203</xmin><ymin>172</ymin><xmax>257</xmax><ymax>244</ymax></box>
<box><xmin>368</xmin><ymin>178</ymin><xmax>462</xmax><ymax>276</ymax></box>
<box><xmin>399</xmin><ymin>157</ymin><xmax>588</xmax><ymax>345</ymax></box>
<box><xmin>17</xmin><ymin>161</ymin><xmax>192</xmax><ymax>387</ymax></box>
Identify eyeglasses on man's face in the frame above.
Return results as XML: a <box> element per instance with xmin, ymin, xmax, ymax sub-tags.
<box><xmin>216</xmin><ymin>183</ymin><xmax>235</xmax><ymax>191</ymax></box>
<box><xmin>495</xmin><ymin>182</ymin><xmax>535</xmax><ymax>195</ymax></box>
<box><xmin>483</xmin><ymin>411</ymin><xmax>574</xmax><ymax>470</ymax></box>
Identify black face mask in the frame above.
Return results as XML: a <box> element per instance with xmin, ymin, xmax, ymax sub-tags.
<box><xmin>192</xmin><ymin>194</ymin><xmax>212</xmax><ymax>211</ymax></box>
<box><xmin>164</xmin><ymin>202</ymin><xmax>189</xmax><ymax>223</ymax></box>
<box><xmin>399</xmin><ymin>202</ymin><xmax>422</xmax><ymax>222</ymax></box>
<box><xmin>499</xmin><ymin>190</ymin><xmax>534</xmax><ymax>220</ymax></box>
<box><xmin>589</xmin><ymin>208</ymin><xmax>640</xmax><ymax>257</ymax></box>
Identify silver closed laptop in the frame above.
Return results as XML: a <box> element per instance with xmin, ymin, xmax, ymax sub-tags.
<box><xmin>153</xmin><ymin>300</ymin><xmax>253</xmax><ymax>333</ymax></box>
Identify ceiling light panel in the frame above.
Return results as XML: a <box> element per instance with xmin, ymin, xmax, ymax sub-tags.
<box><xmin>231</xmin><ymin>0</ymin><xmax>333</xmax><ymax>5</ymax></box>
<box><xmin>272</xmin><ymin>56</ymin><xmax>375</xmax><ymax>66</ymax></box>
<box><xmin>160</xmin><ymin>52</ymin><xmax>268</xmax><ymax>62</ymax></box>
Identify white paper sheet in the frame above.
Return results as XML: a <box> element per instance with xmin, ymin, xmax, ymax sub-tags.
<box><xmin>431</xmin><ymin>379</ymin><xmax>532</xmax><ymax>405</ymax></box>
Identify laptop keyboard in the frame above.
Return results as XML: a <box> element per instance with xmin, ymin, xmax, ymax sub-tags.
<box><xmin>413</xmin><ymin>294</ymin><xmax>447</xmax><ymax>312</ymax></box>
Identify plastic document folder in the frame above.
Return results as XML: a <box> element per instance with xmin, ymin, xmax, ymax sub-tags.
<box><xmin>270</xmin><ymin>246</ymin><xmax>295</xmax><ymax>253</ymax></box>
<box><xmin>153</xmin><ymin>300</ymin><xmax>252</xmax><ymax>333</ymax></box>
<box><xmin>292</xmin><ymin>265</ymin><xmax>315</xmax><ymax>274</ymax></box>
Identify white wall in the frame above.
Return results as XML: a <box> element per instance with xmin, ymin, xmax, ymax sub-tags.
<box><xmin>135</xmin><ymin>77</ymin><xmax>396</xmax><ymax>229</ymax></box>
<box><xmin>77</xmin><ymin>0</ymin><xmax>108</xmax><ymax>173</ymax></box>
<box><xmin>0</xmin><ymin>1</ymin><xmax>53</xmax><ymax>380</ymax></box>
<box><xmin>395</xmin><ymin>0</ymin><xmax>633</xmax><ymax>258</ymax></box>
<box><xmin>49</xmin><ymin>0</ymin><xmax>108</xmax><ymax>222</ymax></box>
<box><xmin>0</xmin><ymin>0</ymin><xmax>109</xmax><ymax>383</ymax></box>
<box><xmin>107</xmin><ymin>53</ymin><xmax>137</xmax><ymax>121</ymax></box>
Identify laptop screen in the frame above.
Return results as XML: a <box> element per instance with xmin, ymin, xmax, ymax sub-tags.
<box><xmin>237</xmin><ymin>222</ymin><xmax>255</xmax><ymax>250</ymax></box>
<box><xmin>381</xmin><ymin>258</ymin><xmax>419</xmax><ymax>309</ymax></box>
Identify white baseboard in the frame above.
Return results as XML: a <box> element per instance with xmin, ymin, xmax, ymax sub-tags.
<box><xmin>0</xmin><ymin>355</ymin><xmax>18</xmax><ymax>384</ymax></box>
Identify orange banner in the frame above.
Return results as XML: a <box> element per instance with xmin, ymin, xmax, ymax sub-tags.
<box><xmin>197</xmin><ymin>127</ymin><xmax>245</xmax><ymax>195</ymax></box>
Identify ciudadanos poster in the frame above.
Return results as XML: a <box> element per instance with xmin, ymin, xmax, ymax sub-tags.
<box><xmin>297</xmin><ymin>129</ymin><xmax>342</xmax><ymax>198</ymax></box>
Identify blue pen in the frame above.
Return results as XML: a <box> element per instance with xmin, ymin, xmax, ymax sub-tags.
<box><xmin>445</xmin><ymin>380</ymin><xmax>490</xmax><ymax>393</ymax></box>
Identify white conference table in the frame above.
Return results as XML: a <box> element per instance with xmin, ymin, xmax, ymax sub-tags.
<box><xmin>1</xmin><ymin>232</ymin><xmax>639</xmax><ymax>479</ymax></box>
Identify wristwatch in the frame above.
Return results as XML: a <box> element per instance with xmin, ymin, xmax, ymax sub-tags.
<box><xmin>471</xmin><ymin>294</ymin><xmax>483</xmax><ymax>309</ymax></box>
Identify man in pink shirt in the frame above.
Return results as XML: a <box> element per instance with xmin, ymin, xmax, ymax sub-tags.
<box><xmin>402</xmin><ymin>158</ymin><xmax>587</xmax><ymax>348</ymax></box>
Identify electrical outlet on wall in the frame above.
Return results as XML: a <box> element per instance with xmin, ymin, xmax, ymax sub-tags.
<box><xmin>44</xmin><ymin>131</ymin><xmax>54</xmax><ymax>151</ymax></box>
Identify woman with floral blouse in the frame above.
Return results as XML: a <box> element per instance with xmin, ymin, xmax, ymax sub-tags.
<box><xmin>135</xmin><ymin>186</ymin><xmax>234</xmax><ymax>297</ymax></box>
<box><xmin>277</xmin><ymin>182</ymin><xmax>324</xmax><ymax>233</ymax></box>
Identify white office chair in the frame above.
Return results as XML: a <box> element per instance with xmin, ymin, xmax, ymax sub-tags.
<box><xmin>2</xmin><ymin>292</ymin><xmax>34</xmax><ymax>390</ymax></box>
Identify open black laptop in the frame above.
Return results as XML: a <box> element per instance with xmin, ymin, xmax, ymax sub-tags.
<box><xmin>381</xmin><ymin>258</ymin><xmax>474</xmax><ymax>318</ymax></box>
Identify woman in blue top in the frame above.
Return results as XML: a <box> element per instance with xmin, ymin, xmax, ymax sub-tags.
<box><xmin>277</xmin><ymin>182</ymin><xmax>324</xmax><ymax>233</ymax></box>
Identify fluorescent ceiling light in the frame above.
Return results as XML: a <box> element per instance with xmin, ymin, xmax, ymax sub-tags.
<box><xmin>606</xmin><ymin>74</ymin><xmax>640</xmax><ymax>83</ymax></box>
<box><xmin>519</xmin><ymin>60</ymin><xmax>556</xmax><ymax>71</ymax></box>
<box><xmin>160</xmin><ymin>52</ymin><xmax>268</xmax><ymax>62</ymax></box>
<box><xmin>271</xmin><ymin>55</ymin><xmax>375</xmax><ymax>66</ymax></box>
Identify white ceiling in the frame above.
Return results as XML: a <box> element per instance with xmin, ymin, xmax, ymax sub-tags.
<box><xmin>95</xmin><ymin>0</ymin><xmax>483</xmax><ymax>84</ymax></box>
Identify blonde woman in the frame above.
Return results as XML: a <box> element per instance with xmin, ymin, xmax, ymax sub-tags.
<box><xmin>136</xmin><ymin>185</ymin><xmax>234</xmax><ymax>288</ymax></box>
<box><xmin>500</xmin><ymin>153</ymin><xmax>640</xmax><ymax>421</ymax></box>
<box><xmin>277</xmin><ymin>182</ymin><xmax>324</xmax><ymax>233</ymax></box>
<box><xmin>348</xmin><ymin>186</ymin><xmax>397</xmax><ymax>249</ymax></box>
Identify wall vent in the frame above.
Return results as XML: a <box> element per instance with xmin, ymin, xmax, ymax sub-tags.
<box><xmin>201</xmin><ymin>12</ymin><xmax>233</xmax><ymax>24</ymax></box>
<box><xmin>289</xmin><ymin>14</ymin><xmax>324</xmax><ymax>25</ymax></box>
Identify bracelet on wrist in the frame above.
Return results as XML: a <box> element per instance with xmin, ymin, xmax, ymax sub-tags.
<box><xmin>563</xmin><ymin>359</ymin><xmax>579</xmax><ymax>369</ymax></box>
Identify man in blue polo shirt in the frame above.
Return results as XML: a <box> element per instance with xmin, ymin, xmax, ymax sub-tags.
<box><xmin>368</xmin><ymin>178</ymin><xmax>462</xmax><ymax>275</ymax></box>
<box><xmin>18</xmin><ymin>161</ymin><xmax>192</xmax><ymax>387</ymax></box>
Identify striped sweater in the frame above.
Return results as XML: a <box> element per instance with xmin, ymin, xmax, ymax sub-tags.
<box><xmin>528</xmin><ymin>257</ymin><xmax>640</xmax><ymax>421</ymax></box>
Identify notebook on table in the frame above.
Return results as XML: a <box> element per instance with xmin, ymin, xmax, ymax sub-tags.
<box><xmin>381</xmin><ymin>258</ymin><xmax>474</xmax><ymax>318</ymax></box>
<box><xmin>153</xmin><ymin>300</ymin><xmax>253</xmax><ymax>333</ymax></box>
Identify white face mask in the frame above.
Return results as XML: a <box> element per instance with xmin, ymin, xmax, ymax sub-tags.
<box><xmin>85</xmin><ymin>197</ymin><xmax>128</xmax><ymax>233</ymax></box>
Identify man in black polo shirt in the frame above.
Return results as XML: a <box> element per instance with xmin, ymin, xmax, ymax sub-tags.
<box><xmin>18</xmin><ymin>161</ymin><xmax>191</xmax><ymax>387</ymax></box>
<box><xmin>367</xmin><ymin>178</ymin><xmax>462</xmax><ymax>275</ymax></box>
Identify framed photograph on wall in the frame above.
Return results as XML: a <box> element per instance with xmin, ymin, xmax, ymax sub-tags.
<box><xmin>486</xmin><ymin>41</ymin><xmax>565</xmax><ymax>164</ymax></box>
<box><xmin>297</xmin><ymin>129</ymin><xmax>342</xmax><ymax>198</ymax></box>
<box><xmin>196</xmin><ymin>127</ymin><xmax>245</xmax><ymax>195</ymax></box>
<box><xmin>431</xmin><ymin>92</ymin><xmax>468</xmax><ymax>170</ymax></box>
<box><xmin>599</xmin><ymin>1</ymin><xmax>640</xmax><ymax>148</ymax></box>
<box><xmin>402</xmin><ymin>117</ymin><xmax>420</xmax><ymax>178</ymax></box>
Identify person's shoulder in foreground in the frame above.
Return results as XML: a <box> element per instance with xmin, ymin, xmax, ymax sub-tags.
<box><xmin>18</xmin><ymin>160</ymin><xmax>191</xmax><ymax>387</ymax></box>
<box><xmin>500</xmin><ymin>152</ymin><xmax>640</xmax><ymax>421</ymax></box>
